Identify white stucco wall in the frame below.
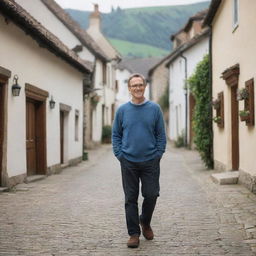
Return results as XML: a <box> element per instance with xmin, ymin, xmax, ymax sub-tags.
<box><xmin>15</xmin><ymin>0</ymin><xmax>95</xmax><ymax>62</ymax></box>
<box><xmin>1</xmin><ymin>17</ymin><xmax>84</xmax><ymax>178</ymax></box>
<box><xmin>212</xmin><ymin>0</ymin><xmax>256</xmax><ymax>175</ymax></box>
<box><xmin>168</xmin><ymin>37</ymin><xmax>209</xmax><ymax>141</ymax></box>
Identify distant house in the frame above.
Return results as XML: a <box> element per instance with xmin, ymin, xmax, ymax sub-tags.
<box><xmin>86</xmin><ymin>4</ymin><xmax>121</xmax><ymax>143</ymax></box>
<box><xmin>116</xmin><ymin>57</ymin><xmax>161</xmax><ymax>107</ymax></box>
<box><xmin>204</xmin><ymin>0</ymin><xmax>256</xmax><ymax>193</ymax></box>
<box><xmin>166</xmin><ymin>10</ymin><xmax>209</xmax><ymax>146</ymax></box>
<box><xmin>0</xmin><ymin>0</ymin><xmax>92</xmax><ymax>187</ymax></box>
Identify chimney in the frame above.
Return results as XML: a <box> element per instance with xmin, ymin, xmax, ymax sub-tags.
<box><xmin>88</xmin><ymin>4</ymin><xmax>101</xmax><ymax>32</ymax></box>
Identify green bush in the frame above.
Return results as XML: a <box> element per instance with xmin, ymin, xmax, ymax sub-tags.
<box><xmin>174</xmin><ymin>131</ymin><xmax>185</xmax><ymax>148</ymax></box>
<box><xmin>188</xmin><ymin>54</ymin><xmax>213</xmax><ymax>169</ymax></box>
<box><xmin>102</xmin><ymin>125</ymin><xmax>112</xmax><ymax>143</ymax></box>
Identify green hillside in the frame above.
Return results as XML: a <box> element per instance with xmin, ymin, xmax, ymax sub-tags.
<box><xmin>66</xmin><ymin>1</ymin><xmax>210</xmax><ymax>56</ymax></box>
<box><xmin>109</xmin><ymin>38</ymin><xmax>169</xmax><ymax>58</ymax></box>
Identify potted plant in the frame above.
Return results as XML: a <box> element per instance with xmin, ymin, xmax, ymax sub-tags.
<box><xmin>212</xmin><ymin>98</ymin><xmax>220</xmax><ymax>110</ymax></box>
<box><xmin>213</xmin><ymin>116</ymin><xmax>222</xmax><ymax>124</ymax></box>
<box><xmin>237</xmin><ymin>88</ymin><xmax>249</xmax><ymax>101</ymax></box>
<box><xmin>239</xmin><ymin>110</ymin><xmax>250</xmax><ymax>121</ymax></box>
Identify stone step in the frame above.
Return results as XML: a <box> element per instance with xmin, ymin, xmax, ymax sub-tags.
<box><xmin>211</xmin><ymin>171</ymin><xmax>239</xmax><ymax>185</ymax></box>
<box><xmin>25</xmin><ymin>175</ymin><xmax>46</xmax><ymax>183</ymax></box>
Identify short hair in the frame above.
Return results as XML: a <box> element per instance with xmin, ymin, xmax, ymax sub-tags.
<box><xmin>127</xmin><ymin>73</ymin><xmax>146</xmax><ymax>87</ymax></box>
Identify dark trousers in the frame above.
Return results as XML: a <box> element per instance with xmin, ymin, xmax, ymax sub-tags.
<box><xmin>120</xmin><ymin>157</ymin><xmax>160</xmax><ymax>236</ymax></box>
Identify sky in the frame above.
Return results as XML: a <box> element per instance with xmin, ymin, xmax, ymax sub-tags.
<box><xmin>55</xmin><ymin>0</ymin><xmax>209</xmax><ymax>13</ymax></box>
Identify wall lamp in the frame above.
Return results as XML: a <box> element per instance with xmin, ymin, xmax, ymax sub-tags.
<box><xmin>49</xmin><ymin>95</ymin><xmax>56</xmax><ymax>109</ymax></box>
<box><xmin>12</xmin><ymin>75</ymin><xmax>21</xmax><ymax>96</ymax></box>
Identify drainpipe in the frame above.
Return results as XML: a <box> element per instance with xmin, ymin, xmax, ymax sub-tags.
<box><xmin>209</xmin><ymin>25</ymin><xmax>213</xmax><ymax>165</ymax></box>
<box><xmin>180</xmin><ymin>54</ymin><xmax>188</xmax><ymax>147</ymax></box>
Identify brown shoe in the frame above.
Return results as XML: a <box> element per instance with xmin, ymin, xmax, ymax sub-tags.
<box><xmin>127</xmin><ymin>235</ymin><xmax>140</xmax><ymax>248</ymax></box>
<box><xmin>140</xmin><ymin>221</ymin><xmax>154</xmax><ymax>240</ymax></box>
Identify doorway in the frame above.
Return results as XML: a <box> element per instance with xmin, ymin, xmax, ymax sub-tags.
<box><xmin>26</xmin><ymin>98</ymin><xmax>47</xmax><ymax>176</ymax></box>
<box><xmin>222</xmin><ymin>64</ymin><xmax>240</xmax><ymax>171</ymax></box>
<box><xmin>189</xmin><ymin>93</ymin><xmax>196</xmax><ymax>147</ymax></box>
<box><xmin>0</xmin><ymin>82</ymin><xmax>5</xmax><ymax>184</ymax></box>
<box><xmin>60</xmin><ymin>110</ymin><xmax>65</xmax><ymax>164</ymax></box>
<box><xmin>231</xmin><ymin>86</ymin><xmax>239</xmax><ymax>170</ymax></box>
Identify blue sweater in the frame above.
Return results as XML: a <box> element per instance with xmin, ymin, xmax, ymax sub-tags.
<box><xmin>112</xmin><ymin>101</ymin><xmax>166</xmax><ymax>162</ymax></box>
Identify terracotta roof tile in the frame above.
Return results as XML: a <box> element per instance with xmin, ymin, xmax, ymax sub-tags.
<box><xmin>166</xmin><ymin>28</ymin><xmax>210</xmax><ymax>67</ymax></box>
<box><xmin>171</xmin><ymin>8</ymin><xmax>208</xmax><ymax>41</ymax></box>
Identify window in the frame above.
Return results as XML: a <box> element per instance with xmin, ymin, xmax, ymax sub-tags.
<box><xmin>102</xmin><ymin>63</ymin><xmax>107</xmax><ymax>85</ymax></box>
<box><xmin>75</xmin><ymin>110</ymin><xmax>79</xmax><ymax>141</ymax></box>
<box><xmin>233</xmin><ymin>0</ymin><xmax>239</xmax><ymax>29</ymax></box>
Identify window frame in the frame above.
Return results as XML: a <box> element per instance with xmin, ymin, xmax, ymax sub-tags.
<box><xmin>232</xmin><ymin>0</ymin><xmax>239</xmax><ymax>31</ymax></box>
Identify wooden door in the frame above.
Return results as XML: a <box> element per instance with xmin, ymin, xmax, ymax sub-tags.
<box><xmin>189</xmin><ymin>93</ymin><xmax>196</xmax><ymax>147</ymax></box>
<box><xmin>0</xmin><ymin>83</ymin><xmax>4</xmax><ymax>184</ymax></box>
<box><xmin>60</xmin><ymin>111</ymin><xmax>64</xmax><ymax>164</ymax></box>
<box><xmin>26</xmin><ymin>100</ymin><xmax>37</xmax><ymax>175</ymax></box>
<box><xmin>231</xmin><ymin>86</ymin><xmax>239</xmax><ymax>170</ymax></box>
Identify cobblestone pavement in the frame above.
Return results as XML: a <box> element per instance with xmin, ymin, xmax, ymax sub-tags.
<box><xmin>1</xmin><ymin>144</ymin><xmax>256</xmax><ymax>255</ymax></box>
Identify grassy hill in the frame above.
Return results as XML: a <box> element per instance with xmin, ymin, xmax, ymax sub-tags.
<box><xmin>66</xmin><ymin>1</ymin><xmax>210</xmax><ymax>56</ymax></box>
<box><xmin>109</xmin><ymin>38</ymin><xmax>169</xmax><ymax>58</ymax></box>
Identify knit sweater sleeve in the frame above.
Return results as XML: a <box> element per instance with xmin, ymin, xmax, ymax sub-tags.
<box><xmin>155</xmin><ymin>106</ymin><xmax>167</xmax><ymax>157</ymax></box>
<box><xmin>112</xmin><ymin>107</ymin><xmax>123</xmax><ymax>159</ymax></box>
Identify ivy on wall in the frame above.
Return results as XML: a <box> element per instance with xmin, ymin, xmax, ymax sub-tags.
<box><xmin>188</xmin><ymin>54</ymin><xmax>213</xmax><ymax>169</ymax></box>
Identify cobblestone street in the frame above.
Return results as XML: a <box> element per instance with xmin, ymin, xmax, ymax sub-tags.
<box><xmin>1</xmin><ymin>144</ymin><xmax>256</xmax><ymax>255</ymax></box>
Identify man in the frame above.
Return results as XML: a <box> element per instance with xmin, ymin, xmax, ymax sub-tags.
<box><xmin>112</xmin><ymin>73</ymin><xmax>166</xmax><ymax>248</ymax></box>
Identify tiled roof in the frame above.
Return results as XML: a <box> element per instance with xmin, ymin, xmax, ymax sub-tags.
<box><xmin>166</xmin><ymin>28</ymin><xmax>210</xmax><ymax>67</ymax></box>
<box><xmin>0</xmin><ymin>0</ymin><xmax>93</xmax><ymax>73</ymax></box>
<box><xmin>41</xmin><ymin>0</ymin><xmax>109</xmax><ymax>61</ymax></box>
<box><xmin>171</xmin><ymin>9</ymin><xmax>208</xmax><ymax>41</ymax></box>
<box><xmin>117</xmin><ymin>57</ymin><xmax>163</xmax><ymax>79</ymax></box>
<box><xmin>148</xmin><ymin>54</ymin><xmax>173</xmax><ymax>76</ymax></box>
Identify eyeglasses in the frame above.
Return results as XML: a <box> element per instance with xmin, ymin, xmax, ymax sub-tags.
<box><xmin>129</xmin><ymin>83</ymin><xmax>145</xmax><ymax>89</ymax></box>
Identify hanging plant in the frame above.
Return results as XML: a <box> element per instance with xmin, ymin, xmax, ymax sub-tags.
<box><xmin>239</xmin><ymin>110</ymin><xmax>250</xmax><ymax>121</ymax></box>
<box><xmin>212</xmin><ymin>116</ymin><xmax>222</xmax><ymax>124</ymax></box>
<box><xmin>237</xmin><ymin>88</ymin><xmax>249</xmax><ymax>101</ymax></box>
<box><xmin>212</xmin><ymin>98</ymin><xmax>220</xmax><ymax>110</ymax></box>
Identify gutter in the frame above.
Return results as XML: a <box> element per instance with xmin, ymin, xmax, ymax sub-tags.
<box><xmin>180</xmin><ymin>54</ymin><xmax>188</xmax><ymax>147</ymax></box>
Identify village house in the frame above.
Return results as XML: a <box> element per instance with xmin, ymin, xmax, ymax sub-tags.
<box><xmin>0</xmin><ymin>0</ymin><xmax>92</xmax><ymax>188</ymax></box>
<box><xmin>204</xmin><ymin>0</ymin><xmax>256</xmax><ymax>193</ymax></box>
<box><xmin>115</xmin><ymin>57</ymin><xmax>161</xmax><ymax>107</ymax></box>
<box><xmin>165</xmin><ymin>10</ymin><xmax>209</xmax><ymax>147</ymax></box>
<box><xmin>14</xmin><ymin>0</ymin><xmax>114</xmax><ymax>150</ymax></box>
<box><xmin>86</xmin><ymin>4</ymin><xmax>121</xmax><ymax>144</ymax></box>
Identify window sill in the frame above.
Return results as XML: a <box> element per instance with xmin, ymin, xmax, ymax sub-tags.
<box><xmin>232</xmin><ymin>24</ymin><xmax>239</xmax><ymax>33</ymax></box>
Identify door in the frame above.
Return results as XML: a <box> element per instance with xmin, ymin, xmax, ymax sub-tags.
<box><xmin>0</xmin><ymin>83</ymin><xmax>4</xmax><ymax>184</ymax></box>
<box><xmin>26</xmin><ymin>100</ymin><xmax>37</xmax><ymax>175</ymax></box>
<box><xmin>189</xmin><ymin>93</ymin><xmax>196</xmax><ymax>147</ymax></box>
<box><xmin>231</xmin><ymin>86</ymin><xmax>239</xmax><ymax>170</ymax></box>
<box><xmin>60</xmin><ymin>111</ymin><xmax>64</xmax><ymax>164</ymax></box>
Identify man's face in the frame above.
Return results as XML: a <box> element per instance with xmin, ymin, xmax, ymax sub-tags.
<box><xmin>128</xmin><ymin>76</ymin><xmax>146</xmax><ymax>101</ymax></box>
